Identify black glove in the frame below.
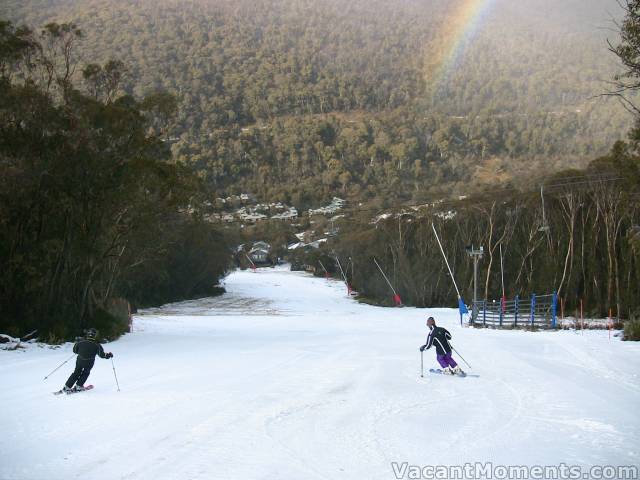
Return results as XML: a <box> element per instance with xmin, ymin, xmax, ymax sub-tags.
<box><xmin>419</xmin><ymin>345</ymin><xmax>426</xmax><ymax>352</ymax></box>
<box><xmin>106</xmin><ymin>352</ymin><xmax>113</xmax><ymax>359</ymax></box>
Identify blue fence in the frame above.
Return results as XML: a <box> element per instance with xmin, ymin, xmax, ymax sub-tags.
<box><xmin>471</xmin><ymin>292</ymin><xmax>558</xmax><ymax>329</ymax></box>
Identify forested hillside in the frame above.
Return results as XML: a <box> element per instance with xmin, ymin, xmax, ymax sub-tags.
<box><xmin>1</xmin><ymin>0</ymin><xmax>632</xmax><ymax>206</ymax></box>
<box><xmin>0</xmin><ymin>21</ymin><xmax>233</xmax><ymax>340</ymax></box>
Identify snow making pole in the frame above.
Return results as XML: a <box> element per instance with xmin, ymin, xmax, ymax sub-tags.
<box><xmin>373</xmin><ymin>257</ymin><xmax>402</xmax><ymax>306</ymax></box>
<box><xmin>349</xmin><ymin>257</ymin><xmax>355</xmax><ymax>282</ymax></box>
<box><xmin>244</xmin><ymin>253</ymin><xmax>257</xmax><ymax>272</ymax></box>
<box><xmin>431</xmin><ymin>223</ymin><xmax>468</xmax><ymax>325</ymax></box>
<box><xmin>431</xmin><ymin>223</ymin><xmax>461</xmax><ymax>297</ymax></box>
<box><xmin>335</xmin><ymin>256</ymin><xmax>351</xmax><ymax>295</ymax></box>
<box><xmin>318</xmin><ymin>260</ymin><xmax>330</xmax><ymax>280</ymax></box>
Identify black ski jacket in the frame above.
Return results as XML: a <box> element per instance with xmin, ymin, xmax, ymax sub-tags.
<box><xmin>73</xmin><ymin>339</ymin><xmax>107</xmax><ymax>362</ymax></box>
<box><xmin>423</xmin><ymin>326</ymin><xmax>452</xmax><ymax>356</ymax></box>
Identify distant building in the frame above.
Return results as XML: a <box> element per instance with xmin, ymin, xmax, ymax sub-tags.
<box><xmin>287</xmin><ymin>238</ymin><xmax>326</xmax><ymax>250</ymax></box>
<box><xmin>271</xmin><ymin>208</ymin><xmax>298</xmax><ymax>221</ymax></box>
<box><xmin>287</xmin><ymin>242</ymin><xmax>306</xmax><ymax>251</ymax></box>
<box><xmin>253</xmin><ymin>241</ymin><xmax>271</xmax><ymax>251</ymax></box>
<box><xmin>240</xmin><ymin>213</ymin><xmax>268</xmax><ymax>223</ymax></box>
<box><xmin>249</xmin><ymin>247</ymin><xmax>270</xmax><ymax>264</ymax></box>
<box><xmin>308</xmin><ymin>197</ymin><xmax>346</xmax><ymax>216</ymax></box>
<box><xmin>248</xmin><ymin>241</ymin><xmax>272</xmax><ymax>265</ymax></box>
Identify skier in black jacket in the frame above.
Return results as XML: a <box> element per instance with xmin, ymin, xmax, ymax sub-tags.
<box><xmin>419</xmin><ymin>317</ymin><xmax>464</xmax><ymax>375</ymax></box>
<box><xmin>62</xmin><ymin>328</ymin><xmax>113</xmax><ymax>392</ymax></box>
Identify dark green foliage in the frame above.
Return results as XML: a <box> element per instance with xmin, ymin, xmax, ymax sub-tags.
<box><xmin>0</xmin><ymin>20</ymin><xmax>232</xmax><ymax>340</ymax></box>
<box><xmin>609</xmin><ymin>1</ymin><xmax>640</xmax><ymax>118</ymax></box>
<box><xmin>0</xmin><ymin>0</ymin><xmax>633</xmax><ymax>205</ymax></box>
<box><xmin>120</xmin><ymin>218</ymin><xmax>232</xmax><ymax>308</ymax></box>
<box><xmin>623</xmin><ymin>319</ymin><xmax>640</xmax><ymax>340</ymax></box>
<box><xmin>91</xmin><ymin>306</ymin><xmax>129</xmax><ymax>342</ymax></box>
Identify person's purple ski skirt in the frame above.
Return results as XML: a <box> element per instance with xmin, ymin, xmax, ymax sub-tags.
<box><xmin>437</xmin><ymin>351</ymin><xmax>458</xmax><ymax>369</ymax></box>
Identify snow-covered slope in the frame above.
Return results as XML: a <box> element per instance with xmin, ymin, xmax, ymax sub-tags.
<box><xmin>1</xmin><ymin>267</ymin><xmax>639</xmax><ymax>480</ymax></box>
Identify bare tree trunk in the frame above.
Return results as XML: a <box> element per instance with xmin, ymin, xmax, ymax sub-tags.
<box><xmin>557</xmin><ymin>192</ymin><xmax>577</xmax><ymax>299</ymax></box>
<box><xmin>515</xmin><ymin>220</ymin><xmax>544</xmax><ymax>290</ymax></box>
<box><xmin>482</xmin><ymin>203</ymin><xmax>496</xmax><ymax>300</ymax></box>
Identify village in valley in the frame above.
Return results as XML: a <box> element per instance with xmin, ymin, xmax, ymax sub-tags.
<box><xmin>213</xmin><ymin>195</ymin><xmax>347</xmax><ymax>270</ymax></box>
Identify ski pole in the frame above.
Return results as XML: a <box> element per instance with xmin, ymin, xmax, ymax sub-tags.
<box><xmin>451</xmin><ymin>345</ymin><xmax>472</xmax><ymax>370</ymax></box>
<box><xmin>111</xmin><ymin>357</ymin><xmax>121</xmax><ymax>392</ymax></box>
<box><xmin>420</xmin><ymin>350</ymin><xmax>424</xmax><ymax>378</ymax></box>
<box><xmin>43</xmin><ymin>354</ymin><xmax>75</xmax><ymax>381</ymax></box>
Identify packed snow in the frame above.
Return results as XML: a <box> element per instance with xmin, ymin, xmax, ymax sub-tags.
<box><xmin>1</xmin><ymin>266</ymin><xmax>639</xmax><ymax>480</ymax></box>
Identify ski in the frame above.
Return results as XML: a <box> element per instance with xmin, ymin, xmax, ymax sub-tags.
<box><xmin>429</xmin><ymin>369</ymin><xmax>478</xmax><ymax>378</ymax></box>
<box><xmin>53</xmin><ymin>385</ymin><xmax>94</xmax><ymax>395</ymax></box>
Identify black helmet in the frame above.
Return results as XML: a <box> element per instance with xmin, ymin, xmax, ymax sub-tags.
<box><xmin>85</xmin><ymin>328</ymin><xmax>98</xmax><ymax>340</ymax></box>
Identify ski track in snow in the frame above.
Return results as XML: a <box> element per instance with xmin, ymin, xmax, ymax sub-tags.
<box><xmin>1</xmin><ymin>266</ymin><xmax>639</xmax><ymax>480</ymax></box>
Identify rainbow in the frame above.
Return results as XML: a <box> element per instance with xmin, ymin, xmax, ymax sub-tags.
<box><xmin>425</xmin><ymin>0</ymin><xmax>497</xmax><ymax>96</ymax></box>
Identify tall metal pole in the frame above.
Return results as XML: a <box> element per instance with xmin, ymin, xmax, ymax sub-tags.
<box><xmin>373</xmin><ymin>257</ymin><xmax>399</xmax><ymax>297</ymax></box>
<box><xmin>318</xmin><ymin>260</ymin><xmax>327</xmax><ymax>273</ymax></box>
<box><xmin>431</xmin><ymin>223</ymin><xmax>461</xmax><ymax>298</ymax></box>
<box><xmin>473</xmin><ymin>254</ymin><xmax>479</xmax><ymax>318</ymax></box>
<box><xmin>466</xmin><ymin>245</ymin><xmax>484</xmax><ymax>323</ymax></box>
<box><xmin>499</xmin><ymin>243</ymin><xmax>506</xmax><ymax>313</ymax></box>
<box><xmin>499</xmin><ymin>243</ymin><xmax>505</xmax><ymax>299</ymax></box>
<box><xmin>335</xmin><ymin>256</ymin><xmax>347</xmax><ymax>284</ymax></box>
<box><xmin>244</xmin><ymin>252</ymin><xmax>256</xmax><ymax>271</ymax></box>
<box><xmin>334</xmin><ymin>256</ymin><xmax>350</xmax><ymax>295</ymax></box>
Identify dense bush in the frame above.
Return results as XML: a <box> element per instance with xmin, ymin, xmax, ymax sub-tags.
<box><xmin>623</xmin><ymin>319</ymin><xmax>640</xmax><ymax>341</ymax></box>
<box><xmin>0</xmin><ymin>20</ymin><xmax>232</xmax><ymax>340</ymax></box>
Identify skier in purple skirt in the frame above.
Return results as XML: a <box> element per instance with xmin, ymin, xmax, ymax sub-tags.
<box><xmin>419</xmin><ymin>317</ymin><xmax>464</xmax><ymax>375</ymax></box>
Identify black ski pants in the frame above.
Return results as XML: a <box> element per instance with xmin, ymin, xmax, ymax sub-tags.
<box><xmin>65</xmin><ymin>358</ymin><xmax>95</xmax><ymax>388</ymax></box>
